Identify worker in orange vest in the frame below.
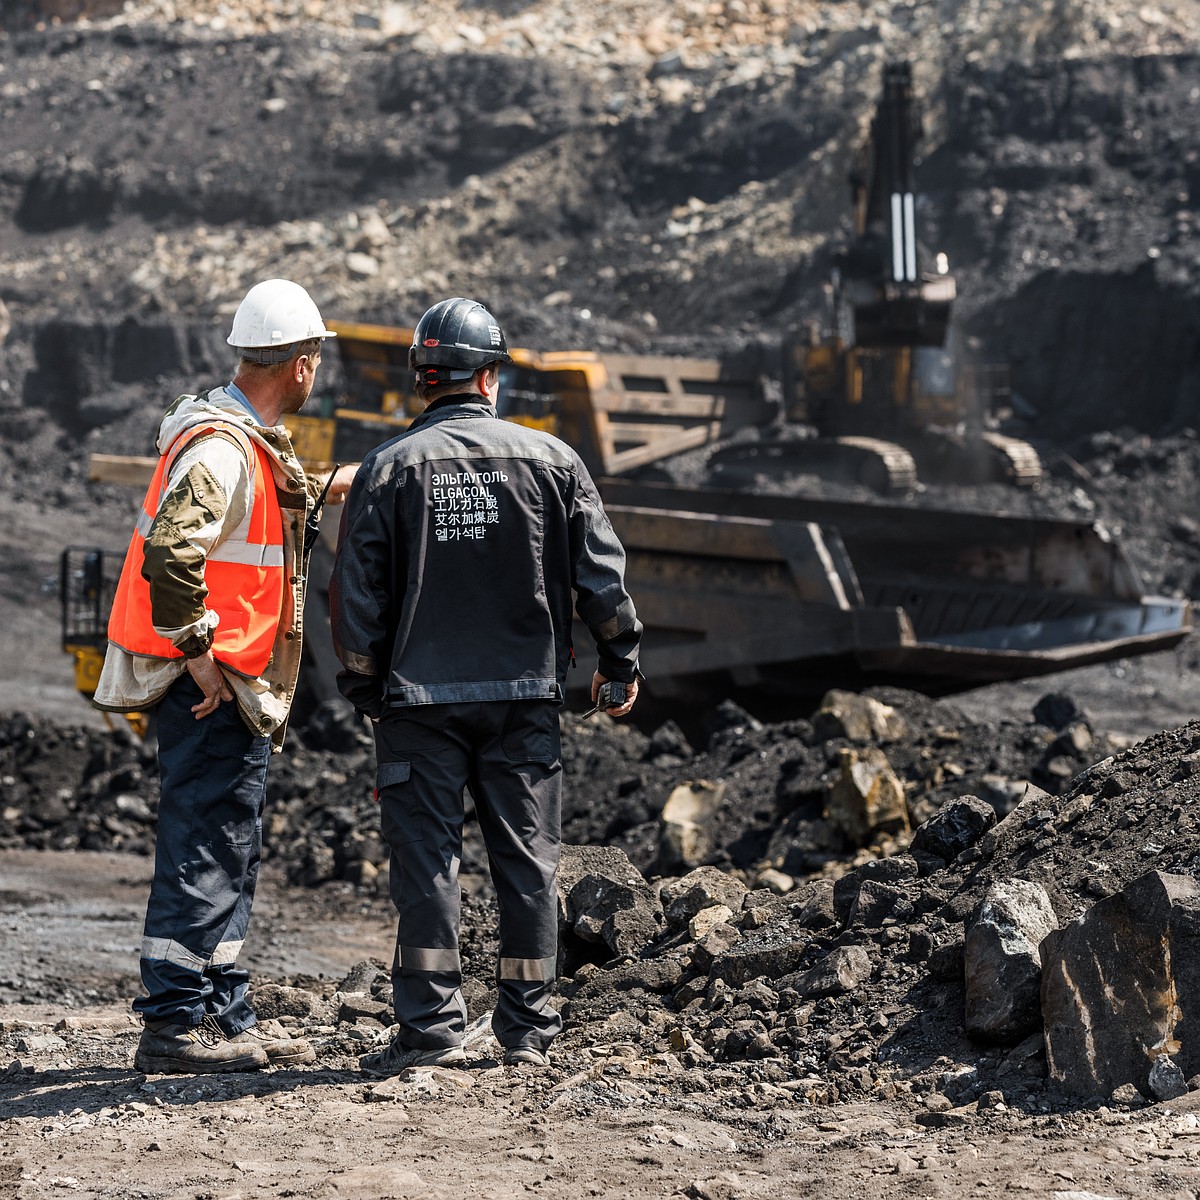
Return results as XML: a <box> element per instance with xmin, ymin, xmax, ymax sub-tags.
<box><xmin>95</xmin><ymin>279</ymin><xmax>356</xmax><ymax>1074</ymax></box>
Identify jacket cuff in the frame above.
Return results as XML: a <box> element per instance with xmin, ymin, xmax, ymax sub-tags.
<box><xmin>337</xmin><ymin>669</ymin><xmax>384</xmax><ymax>719</ymax></box>
<box><xmin>175</xmin><ymin>631</ymin><xmax>214</xmax><ymax>659</ymax></box>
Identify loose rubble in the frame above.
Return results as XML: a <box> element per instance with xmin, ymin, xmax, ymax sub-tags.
<box><xmin>9</xmin><ymin>686</ymin><xmax>1200</xmax><ymax>1112</ymax></box>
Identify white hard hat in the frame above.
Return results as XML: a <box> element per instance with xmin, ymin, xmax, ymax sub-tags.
<box><xmin>227</xmin><ymin>279</ymin><xmax>336</xmax><ymax>363</ymax></box>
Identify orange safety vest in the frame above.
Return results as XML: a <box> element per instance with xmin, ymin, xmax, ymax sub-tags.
<box><xmin>107</xmin><ymin>422</ymin><xmax>286</xmax><ymax>677</ymax></box>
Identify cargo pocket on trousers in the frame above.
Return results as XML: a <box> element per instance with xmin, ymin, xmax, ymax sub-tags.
<box><xmin>377</xmin><ymin>761</ymin><xmax>422</xmax><ymax>845</ymax></box>
<box><xmin>500</xmin><ymin>704</ymin><xmax>561</xmax><ymax>769</ymax></box>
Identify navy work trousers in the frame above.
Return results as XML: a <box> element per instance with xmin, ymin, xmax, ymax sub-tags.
<box><xmin>133</xmin><ymin>674</ymin><xmax>270</xmax><ymax>1034</ymax></box>
<box><xmin>374</xmin><ymin>699</ymin><xmax>564</xmax><ymax>1054</ymax></box>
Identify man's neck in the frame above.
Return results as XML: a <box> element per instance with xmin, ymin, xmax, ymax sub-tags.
<box><xmin>231</xmin><ymin>374</ymin><xmax>285</xmax><ymax>427</ymax></box>
<box><xmin>423</xmin><ymin>390</ymin><xmax>488</xmax><ymax>414</ymax></box>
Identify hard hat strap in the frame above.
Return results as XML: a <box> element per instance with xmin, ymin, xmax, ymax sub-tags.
<box><xmin>418</xmin><ymin>366</ymin><xmax>478</xmax><ymax>385</ymax></box>
<box><xmin>237</xmin><ymin>343</ymin><xmax>304</xmax><ymax>365</ymax></box>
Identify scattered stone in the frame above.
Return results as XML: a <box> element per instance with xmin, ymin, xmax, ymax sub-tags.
<box><xmin>661</xmin><ymin>780</ymin><xmax>726</xmax><ymax>868</ymax></box>
<box><xmin>783</xmin><ymin>945</ymin><xmax>873</xmax><ymax>999</ymax></box>
<box><xmin>14</xmin><ymin>1034</ymin><xmax>67</xmax><ymax>1054</ymax></box>
<box><xmin>338</xmin><ymin>993</ymin><xmax>391</xmax><ymax>1024</ymax></box>
<box><xmin>710</xmin><ymin>937</ymin><xmax>811</xmax><ymax>988</ymax></box>
<box><xmin>812</xmin><ymin>689</ymin><xmax>908</xmax><ymax>744</ymax></box>
<box><xmin>791</xmin><ymin>879</ymin><xmax>837</xmax><ymax>930</ymax></box>
<box><xmin>910</xmin><ymin>796</ymin><xmax>997</xmax><ymax>873</ymax></box>
<box><xmin>1109</xmin><ymin>1083</ymin><xmax>1146</xmax><ymax>1107</ymax></box>
<box><xmin>558</xmin><ymin>845</ymin><xmax>663</xmax><ymax>959</ymax></box>
<box><xmin>928</xmin><ymin>936</ymin><xmax>966</xmax><ymax>984</ymax></box>
<box><xmin>662</xmin><ymin>865</ymin><xmax>748</xmax><ymax>931</ymax></box>
<box><xmin>832</xmin><ymin>856</ymin><xmax>919</xmax><ymax>925</ymax></box>
<box><xmin>1032</xmin><ymin>693</ymin><xmax>1088</xmax><ymax>731</ymax></box>
<box><xmin>645</xmin><ymin>721</ymin><xmax>694</xmax><ymax>764</ymax></box>
<box><xmin>755</xmin><ymin>867</ymin><xmax>794</xmax><ymax>895</ymax></box>
<box><xmin>688</xmin><ymin>905</ymin><xmax>735</xmax><ymax>940</ymax></box>
<box><xmin>54</xmin><ymin>1014</ymin><xmax>138</xmax><ymax>1033</ymax></box>
<box><xmin>690</xmin><ymin>921</ymin><xmax>742</xmax><ymax>972</ymax></box>
<box><xmin>250</xmin><ymin>984</ymin><xmax>330</xmax><ymax>1021</ymax></box>
<box><xmin>1149</xmin><ymin>1054</ymin><xmax>1188</xmax><ymax>1101</ymax></box>
<box><xmin>846</xmin><ymin>880</ymin><xmax>914</xmax><ymax>930</ymax></box>
<box><xmin>825</xmin><ymin>747</ymin><xmax>910</xmax><ymax>847</ymax></box>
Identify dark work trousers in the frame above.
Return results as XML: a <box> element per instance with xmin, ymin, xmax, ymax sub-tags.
<box><xmin>133</xmin><ymin>674</ymin><xmax>270</xmax><ymax>1034</ymax></box>
<box><xmin>374</xmin><ymin>699</ymin><xmax>564</xmax><ymax>1053</ymax></box>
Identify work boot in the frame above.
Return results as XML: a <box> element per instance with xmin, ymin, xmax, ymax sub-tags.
<box><xmin>503</xmin><ymin>1046</ymin><xmax>551</xmax><ymax>1067</ymax></box>
<box><xmin>359</xmin><ymin>1037</ymin><xmax>466</xmax><ymax>1076</ymax></box>
<box><xmin>226</xmin><ymin>1019</ymin><xmax>316</xmax><ymax>1066</ymax></box>
<box><xmin>134</xmin><ymin>1019</ymin><xmax>268</xmax><ymax>1075</ymax></box>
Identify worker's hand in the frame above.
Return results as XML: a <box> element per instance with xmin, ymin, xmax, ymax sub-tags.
<box><xmin>324</xmin><ymin>463</ymin><xmax>361</xmax><ymax>505</ymax></box>
<box><xmin>186</xmin><ymin>652</ymin><xmax>233</xmax><ymax>719</ymax></box>
<box><xmin>591</xmin><ymin>671</ymin><xmax>638</xmax><ymax>718</ymax></box>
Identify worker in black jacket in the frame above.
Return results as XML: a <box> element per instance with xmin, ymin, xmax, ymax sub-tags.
<box><xmin>329</xmin><ymin>297</ymin><xmax>642</xmax><ymax>1072</ymax></box>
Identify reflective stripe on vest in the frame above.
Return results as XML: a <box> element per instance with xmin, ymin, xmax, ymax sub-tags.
<box><xmin>106</xmin><ymin>423</ymin><xmax>286</xmax><ymax>677</ymax></box>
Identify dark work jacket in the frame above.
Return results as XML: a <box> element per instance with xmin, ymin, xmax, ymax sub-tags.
<box><xmin>329</xmin><ymin>397</ymin><xmax>641</xmax><ymax>715</ymax></box>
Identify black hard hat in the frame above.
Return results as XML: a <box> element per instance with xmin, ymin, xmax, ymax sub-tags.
<box><xmin>409</xmin><ymin>297</ymin><xmax>511</xmax><ymax>381</ymax></box>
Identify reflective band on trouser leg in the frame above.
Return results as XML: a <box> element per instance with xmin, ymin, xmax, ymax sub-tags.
<box><xmin>375</xmin><ymin>708</ymin><xmax>473</xmax><ymax>1051</ymax></box>
<box><xmin>141</xmin><ymin>936</ymin><xmax>207</xmax><ymax>974</ymax></box>
<box><xmin>391</xmin><ymin>939</ymin><xmax>466</xmax><ymax>1053</ymax></box>
<box><xmin>498</xmin><ymin>956</ymin><xmax>558</xmax><ymax>982</ymax></box>
<box><xmin>210</xmin><ymin>939</ymin><xmax>246</xmax><ymax>965</ymax></box>
<box><xmin>398</xmin><ymin>946</ymin><xmax>462</xmax><ymax>974</ymax></box>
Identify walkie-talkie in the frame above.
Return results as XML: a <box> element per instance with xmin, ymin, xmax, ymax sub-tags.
<box><xmin>583</xmin><ymin>680</ymin><xmax>627</xmax><ymax>718</ymax></box>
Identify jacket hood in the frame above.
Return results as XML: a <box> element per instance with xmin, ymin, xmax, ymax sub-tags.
<box><xmin>155</xmin><ymin>386</ymin><xmax>301</xmax><ymax>479</ymax></box>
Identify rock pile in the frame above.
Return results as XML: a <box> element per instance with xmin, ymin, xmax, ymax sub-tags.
<box><xmin>547</xmin><ymin>719</ymin><xmax>1200</xmax><ymax>1108</ymax></box>
<box><xmin>6</xmin><ymin>686</ymin><xmax>1200</xmax><ymax>1107</ymax></box>
<box><xmin>8</xmin><ymin>684</ymin><xmax>1200</xmax><ymax>1106</ymax></box>
<box><xmin>0</xmin><ymin>687</ymin><xmax>1124</xmax><ymax>885</ymax></box>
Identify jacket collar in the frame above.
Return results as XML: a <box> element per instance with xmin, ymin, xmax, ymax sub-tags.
<box><xmin>407</xmin><ymin>395</ymin><xmax>497</xmax><ymax>433</ymax></box>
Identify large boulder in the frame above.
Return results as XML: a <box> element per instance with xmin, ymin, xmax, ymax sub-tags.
<box><xmin>964</xmin><ymin>879</ymin><xmax>1058</xmax><ymax>1044</ymax></box>
<box><xmin>1041</xmin><ymin>871</ymin><xmax>1200</xmax><ymax>1100</ymax></box>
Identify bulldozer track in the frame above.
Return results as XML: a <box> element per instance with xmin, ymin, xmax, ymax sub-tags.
<box><xmin>981</xmin><ymin>432</ymin><xmax>1044</xmax><ymax>488</ymax></box>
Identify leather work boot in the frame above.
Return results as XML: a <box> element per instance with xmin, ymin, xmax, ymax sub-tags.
<box><xmin>503</xmin><ymin>1046</ymin><xmax>551</xmax><ymax>1067</ymax></box>
<box><xmin>359</xmin><ymin>1037</ymin><xmax>466</xmax><ymax>1076</ymax></box>
<box><xmin>226</xmin><ymin>1020</ymin><xmax>316</xmax><ymax>1066</ymax></box>
<box><xmin>134</xmin><ymin>1019</ymin><xmax>268</xmax><ymax>1075</ymax></box>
